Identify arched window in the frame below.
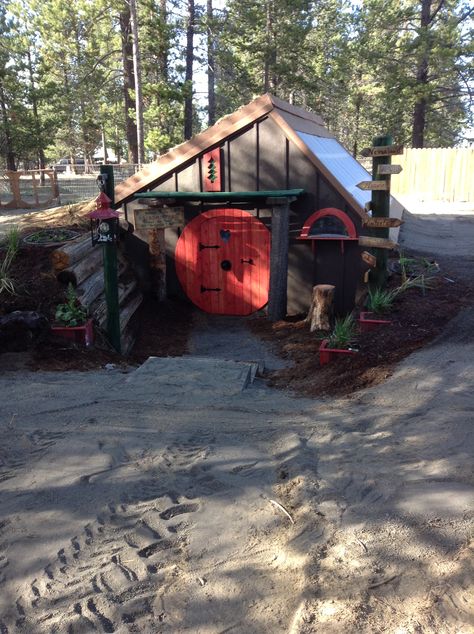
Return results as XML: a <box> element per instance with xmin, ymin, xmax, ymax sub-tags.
<box><xmin>299</xmin><ymin>208</ymin><xmax>357</xmax><ymax>240</ymax></box>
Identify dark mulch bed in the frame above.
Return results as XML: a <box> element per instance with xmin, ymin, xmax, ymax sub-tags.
<box><xmin>249</xmin><ymin>269</ymin><xmax>473</xmax><ymax>398</ymax></box>
<box><xmin>1</xmin><ymin>238</ymin><xmax>193</xmax><ymax>372</ymax></box>
<box><xmin>2</xmin><ymin>236</ymin><xmax>472</xmax><ymax>397</ymax></box>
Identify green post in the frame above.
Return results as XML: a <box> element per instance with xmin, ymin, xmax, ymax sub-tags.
<box><xmin>370</xmin><ymin>134</ymin><xmax>392</xmax><ymax>288</ymax></box>
<box><xmin>100</xmin><ymin>165</ymin><xmax>121</xmax><ymax>353</ymax></box>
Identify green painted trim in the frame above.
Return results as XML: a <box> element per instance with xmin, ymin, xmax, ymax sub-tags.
<box><xmin>134</xmin><ymin>189</ymin><xmax>305</xmax><ymax>202</ymax></box>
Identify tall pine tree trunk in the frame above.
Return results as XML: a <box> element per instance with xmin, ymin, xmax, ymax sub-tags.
<box><xmin>0</xmin><ymin>78</ymin><xmax>16</xmax><ymax>170</ymax></box>
<box><xmin>26</xmin><ymin>51</ymin><xmax>46</xmax><ymax>173</ymax></box>
<box><xmin>412</xmin><ymin>0</ymin><xmax>432</xmax><ymax>148</ymax></box>
<box><xmin>184</xmin><ymin>0</ymin><xmax>195</xmax><ymax>140</ymax></box>
<box><xmin>264</xmin><ymin>0</ymin><xmax>276</xmax><ymax>92</ymax></box>
<box><xmin>120</xmin><ymin>7</ymin><xmax>138</xmax><ymax>163</ymax></box>
<box><xmin>207</xmin><ymin>0</ymin><xmax>216</xmax><ymax>126</ymax></box>
<box><xmin>129</xmin><ymin>0</ymin><xmax>145</xmax><ymax>164</ymax></box>
<box><xmin>158</xmin><ymin>0</ymin><xmax>168</xmax><ymax>82</ymax></box>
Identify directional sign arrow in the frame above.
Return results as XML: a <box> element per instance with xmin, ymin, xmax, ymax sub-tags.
<box><xmin>361</xmin><ymin>251</ymin><xmax>377</xmax><ymax>268</ymax></box>
<box><xmin>378</xmin><ymin>164</ymin><xmax>403</xmax><ymax>175</ymax></box>
<box><xmin>358</xmin><ymin>236</ymin><xmax>399</xmax><ymax>250</ymax></box>
<box><xmin>360</xmin><ymin>144</ymin><xmax>404</xmax><ymax>158</ymax></box>
<box><xmin>362</xmin><ymin>216</ymin><xmax>404</xmax><ymax>228</ymax></box>
<box><xmin>357</xmin><ymin>180</ymin><xmax>390</xmax><ymax>191</ymax></box>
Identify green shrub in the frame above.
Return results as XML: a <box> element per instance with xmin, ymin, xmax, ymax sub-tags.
<box><xmin>0</xmin><ymin>227</ymin><xmax>21</xmax><ymax>296</ymax></box>
<box><xmin>55</xmin><ymin>284</ymin><xmax>87</xmax><ymax>326</ymax></box>
<box><xmin>327</xmin><ymin>315</ymin><xmax>357</xmax><ymax>350</ymax></box>
<box><xmin>367</xmin><ymin>287</ymin><xmax>396</xmax><ymax>314</ymax></box>
<box><xmin>2</xmin><ymin>226</ymin><xmax>21</xmax><ymax>255</ymax></box>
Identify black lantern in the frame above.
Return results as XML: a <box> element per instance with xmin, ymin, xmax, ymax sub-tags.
<box><xmin>88</xmin><ymin>191</ymin><xmax>120</xmax><ymax>246</ymax></box>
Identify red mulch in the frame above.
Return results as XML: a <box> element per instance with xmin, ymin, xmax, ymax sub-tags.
<box><xmin>248</xmin><ymin>271</ymin><xmax>473</xmax><ymax>398</ymax></box>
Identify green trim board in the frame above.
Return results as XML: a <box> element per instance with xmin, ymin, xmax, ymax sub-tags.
<box><xmin>134</xmin><ymin>189</ymin><xmax>305</xmax><ymax>203</ymax></box>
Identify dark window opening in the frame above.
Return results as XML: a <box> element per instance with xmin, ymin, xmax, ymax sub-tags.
<box><xmin>308</xmin><ymin>215</ymin><xmax>349</xmax><ymax>238</ymax></box>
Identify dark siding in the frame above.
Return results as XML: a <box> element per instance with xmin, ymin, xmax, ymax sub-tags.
<box><xmin>129</xmin><ymin>119</ymin><xmax>366</xmax><ymax>315</ymax></box>
<box><xmin>257</xmin><ymin>117</ymin><xmax>287</xmax><ymax>191</ymax></box>
<box><xmin>227</xmin><ymin>125</ymin><xmax>258</xmax><ymax>191</ymax></box>
<box><xmin>312</xmin><ymin>241</ymin><xmax>360</xmax><ymax>316</ymax></box>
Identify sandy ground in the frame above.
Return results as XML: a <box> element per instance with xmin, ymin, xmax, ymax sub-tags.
<box><xmin>0</xmin><ymin>200</ymin><xmax>473</xmax><ymax>633</ymax></box>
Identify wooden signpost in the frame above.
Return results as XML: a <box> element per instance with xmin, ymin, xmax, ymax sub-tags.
<box><xmin>359</xmin><ymin>236</ymin><xmax>399</xmax><ymax>250</ymax></box>
<box><xmin>378</xmin><ymin>164</ymin><xmax>403</xmax><ymax>175</ymax></box>
<box><xmin>357</xmin><ymin>180</ymin><xmax>389</xmax><ymax>191</ymax></box>
<box><xmin>362</xmin><ymin>216</ymin><xmax>404</xmax><ymax>228</ymax></box>
<box><xmin>361</xmin><ymin>144</ymin><xmax>404</xmax><ymax>157</ymax></box>
<box><xmin>133</xmin><ymin>205</ymin><xmax>184</xmax><ymax>303</ymax></box>
<box><xmin>134</xmin><ymin>207</ymin><xmax>184</xmax><ymax>230</ymax></box>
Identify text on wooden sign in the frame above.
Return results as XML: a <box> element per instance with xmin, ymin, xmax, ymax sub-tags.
<box><xmin>134</xmin><ymin>207</ymin><xmax>184</xmax><ymax>230</ymax></box>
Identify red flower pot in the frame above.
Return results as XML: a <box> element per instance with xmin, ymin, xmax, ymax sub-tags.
<box><xmin>319</xmin><ymin>339</ymin><xmax>358</xmax><ymax>366</ymax></box>
<box><xmin>51</xmin><ymin>319</ymin><xmax>94</xmax><ymax>347</ymax></box>
<box><xmin>358</xmin><ymin>311</ymin><xmax>392</xmax><ymax>333</ymax></box>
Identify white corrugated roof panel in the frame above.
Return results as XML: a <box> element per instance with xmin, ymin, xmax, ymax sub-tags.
<box><xmin>297</xmin><ymin>132</ymin><xmax>371</xmax><ymax>208</ymax></box>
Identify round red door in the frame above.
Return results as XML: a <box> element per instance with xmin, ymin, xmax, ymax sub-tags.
<box><xmin>175</xmin><ymin>209</ymin><xmax>270</xmax><ymax>315</ymax></box>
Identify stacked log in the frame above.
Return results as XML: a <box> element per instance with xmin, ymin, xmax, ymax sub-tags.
<box><xmin>51</xmin><ymin>234</ymin><xmax>142</xmax><ymax>354</ymax></box>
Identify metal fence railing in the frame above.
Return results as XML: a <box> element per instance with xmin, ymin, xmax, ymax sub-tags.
<box><xmin>0</xmin><ymin>165</ymin><xmax>141</xmax><ymax>209</ymax></box>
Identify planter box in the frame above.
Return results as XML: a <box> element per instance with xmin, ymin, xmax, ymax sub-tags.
<box><xmin>319</xmin><ymin>338</ymin><xmax>358</xmax><ymax>366</ymax></box>
<box><xmin>51</xmin><ymin>319</ymin><xmax>94</xmax><ymax>347</ymax></box>
<box><xmin>358</xmin><ymin>311</ymin><xmax>392</xmax><ymax>333</ymax></box>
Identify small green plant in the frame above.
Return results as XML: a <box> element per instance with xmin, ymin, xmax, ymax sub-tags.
<box><xmin>55</xmin><ymin>284</ymin><xmax>87</xmax><ymax>326</ymax></box>
<box><xmin>0</xmin><ymin>260</ymin><xmax>15</xmax><ymax>295</ymax></box>
<box><xmin>327</xmin><ymin>314</ymin><xmax>357</xmax><ymax>350</ymax></box>
<box><xmin>0</xmin><ymin>227</ymin><xmax>21</xmax><ymax>295</ymax></box>
<box><xmin>398</xmin><ymin>251</ymin><xmax>417</xmax><ymax>283</ymax></box>
<box><xmin>396</xmin><ymin>274</ymin><xmax>435</xmax><ymax>296</ymax></box>
<box><xmin>367</xmin><ymin>287</ymin><xmax>396</xmax><ymax>314</ymax></box>
<box><xmin>2</xmin><ymin>226</ymin><xmax>21</xmax><ymax>255</ymax></box>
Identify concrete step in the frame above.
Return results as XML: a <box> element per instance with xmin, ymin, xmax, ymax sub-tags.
<box><xmin>125</xmin><ymin>356</ymin><xmax>260</xmax><ymax>395</ymax></box>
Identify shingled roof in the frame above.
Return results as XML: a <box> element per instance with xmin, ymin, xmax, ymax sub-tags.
<box><xmin>114</xmin><ymin>94</ymin><xmax>334</xmax><ymax>205</ymax></box>
<box><xmin>114</xmin><ymin>94</ymin><xmax>403</xmax><ymax>222</ymax></box>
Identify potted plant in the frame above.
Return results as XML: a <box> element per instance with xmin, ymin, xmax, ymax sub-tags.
<box><xmin>319</xmin><ymin>314</ymin><xmax>358</xmax><ymax>366</ymax></box>
<box><xmin>51</xmin><ymin>284</ymin><xmax>93</xmax><ymax>346</ymax></box>
<box><xmin>359</xmin><ymin>287</ymin><xmax>394</xmax><ymax>332</ymax></box>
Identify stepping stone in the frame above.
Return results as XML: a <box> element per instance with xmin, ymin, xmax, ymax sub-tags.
<box><xmin>126</xmin><ymin>356</ymin><xmax>260</xmax><ymax>395</ymax></box>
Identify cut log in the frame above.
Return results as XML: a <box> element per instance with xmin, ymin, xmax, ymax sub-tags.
<box><xmin>51</xmin><ymin>235</ymin><xmax>95</xmax><ymax>272</ymax></box>
<box><xmin>57</xmin><ymin>248</ymin><xmax>103</xmax><ymax>287</ymax></box>
<box><xmin>121</xmin><ymin>325</ymin><xmax>136</xmax><ymax>356</ymax></box>
<box><xmin>92</xmin><ymin>280</ymin><xmax>138</xmax><ymax>325</ymax></box>
<box><xmin>76</xmin><ymin>261</ymin><xmax>126</xmax><ymax>308</ymax></box>
<box><xmin>119</xmin><ymin>293</ymin><xmax>143</xmax><ymax>332</ymax></box>
<box><xmin>305</xmin><ymin>284</ymin><xmax>335</xmax><ymax>332</ymax></box>
<box><xmin>96</xmin><ymin>292</ymin><xmax>142</xmax><ymax>331</ymax></box>
<box><xmin>76</xmin><ymin>269</ymin><xmax>105</xmax><ymax>308</ymax></box>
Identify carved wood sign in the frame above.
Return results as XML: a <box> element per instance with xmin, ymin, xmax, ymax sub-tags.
<box><xmin>377</xmin><ymin>164</ymin><xmax>403</xmax><ymax>175</ymax></box>
<box><xmin>360</xmin><ymin>144</ymin><xmax>404</xmax><ymax>157</ymax></box>
<box><xmin>361</xmin><ymin>251</ymin><xmax>377</xmax><ymax>268</ymax></box>
<box><xmin>358</xmin><ymin>236</ymin><xmax>399</xmax><ymax>250</ymax></box>
<box><xmin>357</xmin><ymin>180</ymin><xmax>390</xmax><ymax>191</ymax></box>
<box><xmin>134</xmin><ymin>207</ymin><xmax>184</xmax><ymax>230</ymax></box>
<box><xmin>362</xmin><ymin>217</ymin><xmax>404</xmax><ymax>228</ymax></box>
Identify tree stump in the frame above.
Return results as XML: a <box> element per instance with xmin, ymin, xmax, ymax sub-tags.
<box><xmin>306</xmin><ymin>284</ymin><xmax>335</xmax><ymax>332</ymax></box>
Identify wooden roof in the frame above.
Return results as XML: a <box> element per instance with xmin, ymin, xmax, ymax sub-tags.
<box><xmin>114</xmin><ymin>94</ymin><xmax>364</xmax><ymax>216</ymax></box>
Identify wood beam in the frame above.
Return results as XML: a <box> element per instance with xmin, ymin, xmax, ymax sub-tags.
<box><xmin>268</xmin><ymin>199</ymin><xmax>290</xmax><ymax>321</ymax></box>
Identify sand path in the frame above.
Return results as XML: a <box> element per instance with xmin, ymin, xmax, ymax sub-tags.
<box><xmin>0</xmin><ymin>201</ymin><xmax>473</xmax><ymax>633</ymax></box>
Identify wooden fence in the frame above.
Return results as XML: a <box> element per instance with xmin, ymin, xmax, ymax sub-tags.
<box><xmin>390</xmin><ymin>148</ymin><xmax>474</xmax><ymax>202</ymax></box>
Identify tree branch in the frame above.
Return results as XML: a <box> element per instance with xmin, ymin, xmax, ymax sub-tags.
<box><xmin>429</xmin><ymin>0</ymin><xmax>445</xmax><ymax>24</ymax></box>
